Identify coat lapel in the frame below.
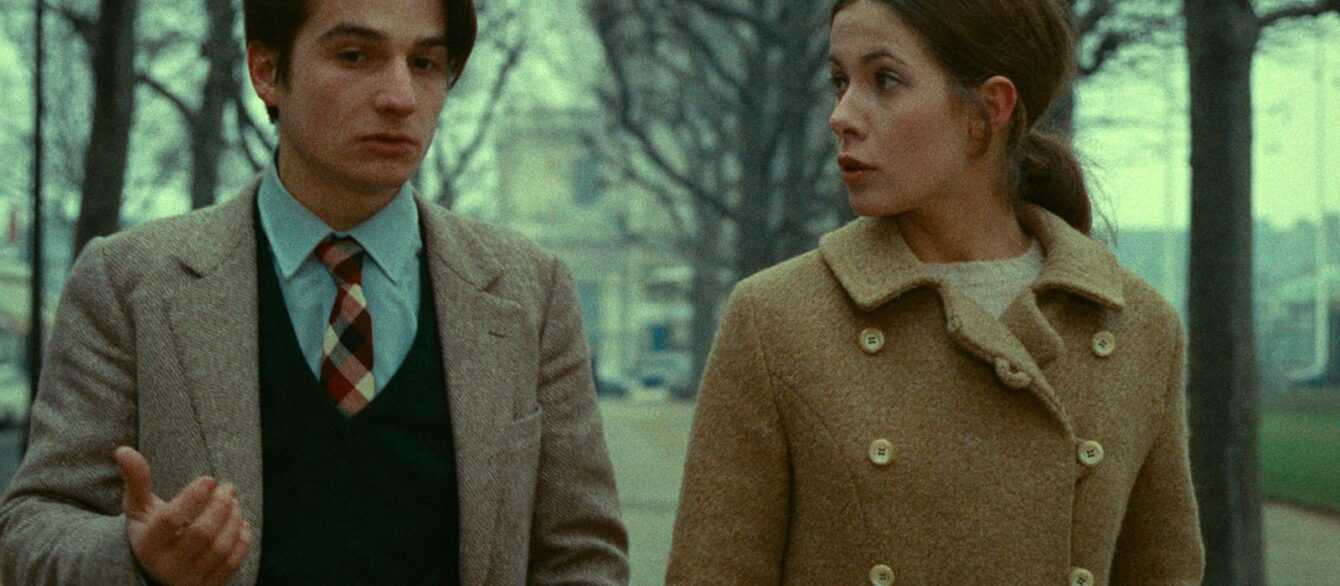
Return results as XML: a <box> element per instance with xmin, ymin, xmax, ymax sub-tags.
<box><xmin>418</xmin><ymin>199</ymin><xmax>519</xmax><ymax>586</ymax></box>
<box><xmin>162</xmin><ymin>181</ymin><xmax>265</xmax><ymax>580</ymax></box>
<box><xmin>819</xmin><ymin>206</ymin><xmax>1129</xmax><ymax>435</ymax></box>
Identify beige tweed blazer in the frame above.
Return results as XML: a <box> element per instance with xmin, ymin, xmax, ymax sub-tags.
<box><xmin>668</xmin><ymin>205</ymin><xmax>1204</xmax><ymax>585</ymax></box>
<box><xmin>0</xmin><ymin>181</ymin><xmax>629</xmax><ymax>585</ymax></box>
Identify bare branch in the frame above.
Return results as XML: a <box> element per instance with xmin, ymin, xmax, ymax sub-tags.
<box><xmin>1259</xmin><ymin>0</ymin><xmax>1340</xmax><ymax>28</ymax></box>
<box><xmin>1079</xmin><ymin>30</ymin><xmax>1131</xmax><ymax>77</ymax></box>
<box><xmin>43</xmin><ymin>0</ymin><xmax>94</xmax><ymax>47</ymax></box>
<box><xmin>443</xmin><ymin>31</ymin><xmax>526</xmax><ymax>181</ymax></box>
<box><xmin>135</xmin><ymin>72</ymin><xmax>194</xmax><ymax>124</ymax></box>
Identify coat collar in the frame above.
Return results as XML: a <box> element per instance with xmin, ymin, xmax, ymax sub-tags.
<box><xmin>819</xmin><ymin>204</ymin><xmax>1126</xmax><ymax>312</ymax></box>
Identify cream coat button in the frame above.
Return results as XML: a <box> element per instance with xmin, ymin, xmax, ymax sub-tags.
<box><xmin>869</xmin><ymin>439</ymin><xmax>895</xmax><ymax>466</ymax></box>
<box><xmin>869</xmin><ymin>564</ymin><xmax>895</xmax><ymax>585</ymax></box>
<box><xmin>1078</xmin><ymin>440</ymin><xmax>1105</xmax><ymax>467</ymax></box>
<box><xmin>1069</xmin><ymin>567</ymin><xmax>1095</xmax><ymax>586</ymax></box>
<box><xmin>994</xmin><ymin>357</ymin><xmax>1032</xmax><ymax>389</ymax></box>
<box><xmin>860</xmin><ymin>328</ymin><xmax>886</xmax><ymax>354</ymax></box>
<box><xmin>1092</xmin><ymin>331</ymin><xmax>1116</xmax><ymax>358</ymax></box>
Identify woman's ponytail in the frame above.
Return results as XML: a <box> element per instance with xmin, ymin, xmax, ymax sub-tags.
<box><xmin>1017</xmin><ymin>129</ymin><xmax>1092</xmax><ymax>235</ymax></box>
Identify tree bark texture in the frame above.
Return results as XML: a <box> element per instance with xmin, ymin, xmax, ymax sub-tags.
<box><xmin>1183</xmin><ymin>1</ymin><xmax>1263</xmax><ymax>584</ymax></box>
<box><xmin>190</xmin><ymin>0</ymin><xmax>240</xmax><ymax>210</ymax></box>
<box><xmin>73</xmin><ymin>0</ymin><xmax>137</xmax><ymax>259</ymax></box>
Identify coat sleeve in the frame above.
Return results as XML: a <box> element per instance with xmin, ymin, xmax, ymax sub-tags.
<box><xmin>1110</xmin><ymin>323</ymin><xmax>1205</xmax><ymax>584</ymax></box>
<box><xmin>0</xmin><ymin>237</ymin><xmax>143</xmax><ymax>585</ymax></box>
<box><xmin>666</xmin><ymin>285</ymin><xmax>791</xmax><ymax>585</ymax></box>
<box><xmin>527</xmin><ymin>257</ymin><xmax>630</xmax><ymax>584</ymax></box>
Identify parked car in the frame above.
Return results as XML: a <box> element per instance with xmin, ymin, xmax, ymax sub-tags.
<box><xmin>633</xmin><ymin>351</ymin><xmax>692</xmax><ymax>396</ymax></box>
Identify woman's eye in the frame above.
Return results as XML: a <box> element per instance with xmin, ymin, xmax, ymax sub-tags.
<box><xmin>876</xmin><ymin>71</ymin><xmax>901</xmax><ymax>89</ymax></box>
<box><xmin>830</xmin><ymin>74</ymin><xmax>849</xmax><ymax>95</ymax></box>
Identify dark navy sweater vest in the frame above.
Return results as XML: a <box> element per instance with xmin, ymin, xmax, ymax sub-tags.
<box><xmin>254</xmin><ymin>222</ymin><xmax>460</xmax><ymax>585</ymax></box>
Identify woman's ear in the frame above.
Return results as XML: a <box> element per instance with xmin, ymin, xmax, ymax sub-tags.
<box><xmin>978</xmin><ymin>75</ymin><xmax>1019</xmax><ymax>135</ymax></box>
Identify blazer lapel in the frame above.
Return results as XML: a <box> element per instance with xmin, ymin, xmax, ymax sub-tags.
<box><xmin>418</xmin><ymin>199</ymin><xmax>520</xmax><ymax>585</ymax></box>
<box><xmin>163</xmin><ymin>183</ymin><xmax>266</xmax><ymax>580</ymax></box>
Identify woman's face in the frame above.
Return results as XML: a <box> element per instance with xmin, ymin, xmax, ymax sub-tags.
<box><xmin>829</xmin><ymin>0</ymin><xmax>976</xmax><ymax>218</ymax></box>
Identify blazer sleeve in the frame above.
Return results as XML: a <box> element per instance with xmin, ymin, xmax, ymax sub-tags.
<box><xmin>0</xmin><ymin>237</ymin><xmax>143</xmax><ymax>585</ymax></box>
<box><xmin>527</xmin><ymin>256</ymin><xmax>631</xmax><ymax>584</ymax></box>
<box><xmin>1110</xmin><ymin>324</ymin><xmax>1206</xmax><ymax>584</ymax></box>
<box><xmin>666</xmin><ymin>285</ymin><xmax>791</xmax><ymax>585</ymax></box>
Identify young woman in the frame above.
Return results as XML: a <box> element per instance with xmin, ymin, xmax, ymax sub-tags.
<box><xmin>665</xmin><ymin>1</ymin><xmax>1205</xmax><ymax>584</ymax></box>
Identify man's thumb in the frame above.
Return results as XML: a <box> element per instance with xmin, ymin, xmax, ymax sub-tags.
<box><xmin>114</xmin><ymin>446</ymin><xmax>154</xmax><ymax>516</ymax></box>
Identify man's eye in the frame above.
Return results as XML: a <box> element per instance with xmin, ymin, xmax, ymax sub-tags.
<box><xmin>337</xmin><ymin>50</ymin><xmax>366</xmax><ymax>64</ymax></box>
<box><xmin>412</xmin><ymin>56</ymin><xmax>441</xmax><ymax>72</ymax></box>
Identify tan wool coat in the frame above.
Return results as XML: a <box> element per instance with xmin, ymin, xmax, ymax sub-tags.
<box><xmin>0</xmin><ymin>181</ymin><xmax>629</xmax><ymax>585</ymax></box>
<box><xmin>667</xmin><ymin>205</ymin><xmax>1204</xmax><ymax>585</ymax></box>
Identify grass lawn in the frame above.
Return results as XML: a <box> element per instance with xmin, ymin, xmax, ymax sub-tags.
<box><xmin>1261</xmin><ymin>392</ymin><xmax>1340</xmax><ymax>513</ymax></box>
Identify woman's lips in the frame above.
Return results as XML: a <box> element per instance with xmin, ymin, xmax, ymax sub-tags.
<box><xmin>838</xmin><ymin>154</ymin><xmax>875</xmax><ymax>184</ymax></box>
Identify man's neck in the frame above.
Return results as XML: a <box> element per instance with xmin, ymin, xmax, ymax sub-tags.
<box><xmin>275</xmin><ymin>150</ymin><xmax>402</xmax><ymax>232</ymax></box>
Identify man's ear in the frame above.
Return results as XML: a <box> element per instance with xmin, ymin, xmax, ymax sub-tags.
<box><xmin>247</xmin><ymin>42</ymin><xmax>281</xmax><ymax>109</ymax></box>
<box><xmin>978</xmin><ymin>75</ymin><xmax>1018</xmax><ymax>135</ymax></box>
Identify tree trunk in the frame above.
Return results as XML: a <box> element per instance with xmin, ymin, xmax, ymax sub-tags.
<box><xmin>72</xmin><ymin>0</ymin><xmax>137</xmax><ymax>258</ymax></box>
<box><xmin>190</xmin><ymin>0</ymin><xmax>239</xmax><ymax>209</ymax></box>
<box><xmin>681</xmin><ymin>209</ymin><xmax>723</xmax><ymax>401</ymax></box>
<box><xmin>23</xmin><ymin>0</ymin><xmax>48</xmax><ymax>458</ymax></box>
<box><xmin>1183</xmin><ymin>1</ymin><xmax>1264</xmax><ymax>583</ymax></box>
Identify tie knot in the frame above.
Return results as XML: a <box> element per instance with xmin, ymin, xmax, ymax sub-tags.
<box><xmin>315</xmin><ymin>235</ymin><xmax>366</xmax><ymax>284</ymax></box>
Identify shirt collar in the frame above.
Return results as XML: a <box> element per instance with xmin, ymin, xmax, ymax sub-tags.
<box><xmin>818</xmin><ymin>204</ymin><xmax>1125</xmax><ymax>312</ymax></box>
<box><xmin>257</xmin><ymin>157</ymin><xmax>422</xmax><ymax>283</ymax></box>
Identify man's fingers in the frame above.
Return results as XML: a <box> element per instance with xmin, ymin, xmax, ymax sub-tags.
<box><xmin>203</xmin><ymin>524</ymin><xmax>252</xmax><ymax>586</ymax></box>
<box><xmin>173</xmin><ymin>482</ymin><xmax>235</xmax><ymax>560</ymax></box>
<box><xmin>197</xmin><ymin>497</ymin><xmax>245</xmax><ymax>580</ymax></box>
<box><xmin>114</xmin><ymin>446</ymin><xmax>155</xmax><ymax>517</ymax></box>
<box><xmin>141</xmin><ymin>476</ymin><xmax>216</xmax><ymax>554</ymax></box>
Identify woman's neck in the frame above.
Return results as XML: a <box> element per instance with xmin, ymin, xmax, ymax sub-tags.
<box><xmin>894</xmin><ymin>191</ymin><xmax>1031</xmax><ymax>264</ymax></box>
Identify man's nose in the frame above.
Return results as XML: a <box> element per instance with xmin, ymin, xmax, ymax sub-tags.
<box><xmin>373</xmin><ymin>61</ymin><xmax>417</xmax><ymax>116</ymax></box>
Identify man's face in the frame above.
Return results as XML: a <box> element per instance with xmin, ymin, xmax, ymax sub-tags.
<box><xmin>251</xmin><ymin>0</ymin><xmax>449</xmax><ymax>197</ymax></box>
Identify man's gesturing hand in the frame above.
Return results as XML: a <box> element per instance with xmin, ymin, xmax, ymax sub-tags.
<box><xmin>115</xmin><ymin>447</ymin><xmax>254</xmax><ymax>586</ymax></box>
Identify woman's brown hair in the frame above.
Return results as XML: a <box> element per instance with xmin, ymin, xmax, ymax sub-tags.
<box><xmin>832</xmin><ymin>0</ymin><xmax>1092</xmax><ymax>234</ymax></box>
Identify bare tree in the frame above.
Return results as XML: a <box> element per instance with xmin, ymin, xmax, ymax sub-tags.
<box><xmin>1042</xmin><ymin>0</ymin><xmax>1181</xmax><ymax>136</ymax></box>
<box><xmin>1183</xmin><ymin>1</ymin><xmax>1340</xmax><ymax>584</ymax></box>
<box><xmin>425</xmin><ymin>0</ymin><xmax>527</xmax><ymax>209</ymax></box>
<box><xmin>137</xmin><ymin>0</ymin><xmax>242</xmax><ymax>210</ymax></box>
<box><xmin>590</xmin><ymin>0</ymin><xmax>843</xmax><ymax>396</ymax></box>
<box><xmin>70</xmin><ymin>0</ymin><xmax>137</xmax><ymax>259</ymax></box>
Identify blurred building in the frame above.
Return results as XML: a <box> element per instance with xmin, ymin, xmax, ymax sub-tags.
<box><xmin>493</xmin><ymin>107</ymin><xmax>692</xmax><ymax>388</ymax></box>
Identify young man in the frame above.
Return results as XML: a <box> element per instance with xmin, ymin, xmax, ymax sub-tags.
<box><xmin>0</xmin><ymin>0</ymin><xmax>629</xmax><ymax>583</ymax></box>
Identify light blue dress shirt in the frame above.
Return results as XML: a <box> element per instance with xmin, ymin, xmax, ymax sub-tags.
<box><xmin>257</xmin><ymin>162</ymin><xmax>423</xmax><ymax>395</ymax></box>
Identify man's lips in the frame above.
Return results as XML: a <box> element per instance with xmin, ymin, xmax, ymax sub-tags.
<box><xmin>361</xmin><ymin>133</ymin><xmax>419</xmax><ymax>148</ymax></box>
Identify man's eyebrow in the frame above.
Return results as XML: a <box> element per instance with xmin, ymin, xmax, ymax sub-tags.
<box><xmin>317</xmin><ymin>23</ymin><xmax>386</xmax><ymax>43</ymax></box>
<box><xmin>317</xmin><ymin>23</ymin><xmax>448</xmax><ymax>49</ymax></box>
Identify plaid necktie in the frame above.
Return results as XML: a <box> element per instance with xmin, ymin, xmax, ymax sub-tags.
<box><xmin>315</xmin><ymin>235</ymin><xmax>375</xmax><ymax>416</ymax></box>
